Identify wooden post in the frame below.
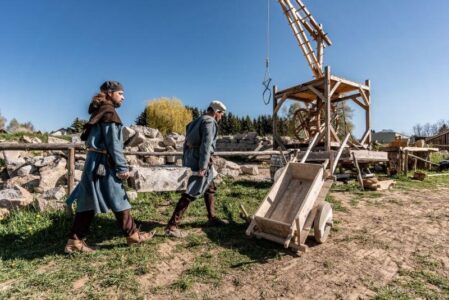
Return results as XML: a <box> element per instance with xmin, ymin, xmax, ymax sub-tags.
<box><xmin>404</xmin><ymin>150</ymin><xmax>409</xmax><ymax>176</ymax></box>
<box><xmin>66</xmin><ymin>148</ymin><xmax>75</xmax><ymax>217</ymax></box>
<box><xmin>352</xmin><ymin>152</ymin><xmax>364</xmax><ymax>191</ymax></box>
<box><xmin>273</xmin><ymin>85</ymin><xmax>279</xmax><ymax>150</ymax></box>
<box><xmin>324</xmin><ymin>66</ymin><xmax>332</xmax><ymax>167</ymax></box>
<box><xmin>365</xmin><ymin>80</ymin><xmax>371</xmax><ymax>149</ymax></box>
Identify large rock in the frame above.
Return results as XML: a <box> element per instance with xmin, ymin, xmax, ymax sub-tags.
<box><xmin>163</xmin><ymin>133</ymin><xmax>185</xmax><ymax>147</ymax></box>
<box><xmin>5</xmin><ymin>174</ymin><xmax>40</xmax><ymax>191</ymax></box>
<box><xmin>21</xmin><ymin>136</ymin><xmax>42</xmax><ymax>144</ymax></box>
<box><xmin>145</xmin><ymin>156</ymin><xmax>165</xmax><ymax>166</ymax></box>
<box><xmin>16</xmin><ymin>165</ymin><xmax>33</xmax><ymax>176</ymax></box>
<box><xmin>131</xmin><ymin>126</ymin><xmax>162</xmax><ymax>139</ymax></box>
<box><xmin>48</xmin><ymin>136</ymin><xmax>70</xmax><ymax>144</ymax></box>
<box><xmin>214</xmin><ymin>157</ymin><xmax>241</xmax><ymax>178</ymax></box>
<box><xmin>33</xmin><ymin>155</ymin><xmax>58</xmax><ymax>168</ymax></box>
<box><xmin>36</xmin><ymin>158</ymin><xmax>67</xmax><ymax>192</ymax></box>
<box><xmin>129</xmin><ymin>166</ymin><xmax>190</xmax><ymax>192</ymax></box>
<box><xmin>122</xmin><ymin>127</ymin><xmax>136</xmax><ymax>143</ymax></box>
<box><xmin>42</xmin><ymin>186</ymin><xmax>66</xmax><ymax>201</ymax></box>
<box><xmin>34</xmin><ymin>198</ymin><xmax>65</xmax><ymax>212</ymax></box>
<box><xmin>127</xmin><ymin>132</ymin><xmax>146</xmax><ymax>147</ymax></box>
<box><xmin>0</xmin><ymin>208</ymin><xmax>9</xmax><ymax>220</ymax></box>
<box><xmin>241</xmin><ymin>165</ymin><xmax>259</xmax><ymax>175</ymax></box>
<box><xmin>0</xmin><ymin>185</ymin><xmax>34</xmax><ymax>209</ymax></box>
<box><xmin>138</xmin><ymin>141</ymin><xmax>154</xmax><ymax>153</ymax></box>
<box><xmin>3</xmin><ymin>150</ymin><xmax>27</xmax><ymax>176</ymax></box>
<box><xmin>71</xmin><ymin>135</ymin><xmax>82</xmax><ymax>144</ymax></box>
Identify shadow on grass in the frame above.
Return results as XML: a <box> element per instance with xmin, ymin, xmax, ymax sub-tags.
<box><xmin>0</xmin><ymin>210</ymin><xmax>157</xmax><ymax>261</ymax></box>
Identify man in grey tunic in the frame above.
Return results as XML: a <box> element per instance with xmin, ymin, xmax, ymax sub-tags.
<box><xmin>165</xmin><ymin>100</ymin><xmax>229</xmax><ymax>238</ymax></box>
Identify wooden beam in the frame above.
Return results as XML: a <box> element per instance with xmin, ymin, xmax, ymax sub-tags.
<box><xmin>352</xmin><ymin>152</ymin><xmax>364</xmax><ymax>191</ymax></box>
<box><xmin>300</xmin><ymin>132</ymin><xmax>320</xmax><ymax>163</ymax></box>
<box><xmin>330</xmin><ymin>75</ymin><xmax>370</xmax><ymax>90</ymax></box>
<box><xmin>324</xmin><ymin>66</ymin><xmax>332</xmax><ymax>165</ymax></box>
<box><xmin>329</xmin><ymin>81</ymin><xmax>341</xmax><ymax>98</ymax></box>
<box><xmin>331</xmin><ymin>133</ymin><xmax>350</xmax><ymax>175</ymax></box>
<box><xmin>307</xmin><ymin>85</ymin><xmax>326</xmax><ymax>102</ymax></box>
<box><xmin>359</xmin><ymin>87</ymin><xmax>370</xmax><ymax>106</ymax></box>
<box><xmin>351</xmin><ymin>96</ymin><xmax>368</xmax><ymax>110</ymax></box>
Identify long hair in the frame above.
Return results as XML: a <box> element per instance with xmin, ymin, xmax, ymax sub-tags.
<box><xmin>88</xmin><ymin>91</ymin><xmax>114</xmax><ymax>114</ymax></box>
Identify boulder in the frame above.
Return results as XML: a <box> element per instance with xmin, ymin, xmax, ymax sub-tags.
<box><xmin>33</xmin><ymin>155</ymin><xmax>58</xmax><ymax>168</ymax></box>
<box><xmin>71</xmin><ymin>135</ymin><xmax>82</xmax><ymax>144</ymax></box>
<box><xmin>145</xmin><ymin>156</ymin><xmax>165</xmax><ymax>166</ymax></box>
<box><xmin>74</xmin><ymin>170</ymin><xmax>83</xmax><ymax>182</ymax></box>
<box><xmin>163</xmin><ymin>136</ymin><xmax>177</xmax><ymax>147</ymax></box>
<box><xmin>241</xmin><ymin>165</ymin><xmax>259</xmax><ymax>175</ymax></box>
<box><xmin>126</xmin><ymin>155</ymin><xmax>140</xmax><ymax>166</ymax></box>
<box><xmin>42</xmin><ymin>186</ymin><xmax>66</xmax><ymax>201</ymax></box>
<box><xmin>126</xmin><ymin>191</ymin><xmax>138</xmax><ymax>201</ymax></box>
<box><xmin>214</xmin><ymin>157</ymin><xmax>241</xmax><ymax>178</ymax></box>
<box><xmin>5</xmin><ymin>174</ymin><xmax>40</xmax><ymax>191</ymax></box>
<box><xmin>75</xmin><ymin>160</ymin><xmax>85</xmax><ymax>171</ymax></box>
<box><xmin>138</xmin><ymin>141</ymin><xmax>155</xmax><ymax>153</ymax></box>
<box><xmin>36</xmin><ymin>158</ymin><xmax>67</xmax><ymax>192</ymax></box>
<box><xmin>34</xmin><ymin>198</ymin><xmax>65</xmax><ymax>212</ymax></box>
<box><xmin>0</xmin><ymin>208</ymin><xmax>9</xmax><ymax>220</ymax></box>
<box><xmin>16</xmin><ymin>165</ymin><xmax>33</xmax><ymax>177</ymax></box>
<box><xmin>127</xmin><ymin>132</ymin><xmax>146</xmax><ymax>147</ymax></box>
<box><xmin>0</xmin><ymin>185</ymin><xmax>34</xmax><ymax>209</ymax></box>
<box><xmin>48</xmin><ymin>136</ymin><xmax>70</xmax><ymax>144</ymax></box>
<box><xmin>4</xmin><ymin>150</ymin><xmax>27</xmax><ymax>176</ymax></box>
<box><xmin>122</xmin><ymin>127</ymin><xmax>136</xmax><ymax>143</ymax></box>
<box><xmin>129</xmin><ymin>166</ymin><xmax>190</xmax><ymax>192</ymax></box>
<box><xmin>131</xmin><ymin>126</ymin><xmax>162</xmax><ymax>139</ymax></box>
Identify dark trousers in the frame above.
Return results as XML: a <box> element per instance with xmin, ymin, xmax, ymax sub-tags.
<box><xmin>167</xmin><ymin>181</ymin><xmax>217</xmax><ymax>228</ymax></box>
<box><xmin>69</xmin><ymin>209</ymin><xmax>137</xmax><ymax>240</ymax></box>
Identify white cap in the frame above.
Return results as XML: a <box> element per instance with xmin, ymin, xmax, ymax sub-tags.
<box><xmin>209</xmin><ymin>100</ymin><xmax>227</xmax><ymax>113</ymax></box>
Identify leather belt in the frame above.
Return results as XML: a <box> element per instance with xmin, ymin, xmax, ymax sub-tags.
<box><xmin>87</xmin><ymin>148</ymin><xmax>108</xmax><ymax>154</ymax></box>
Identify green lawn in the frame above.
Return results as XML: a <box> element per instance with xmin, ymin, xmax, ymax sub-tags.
<box><xmin>0</xmin><ymin>179</ymin><xmax>280</xmax><ymax>299</ymax></box>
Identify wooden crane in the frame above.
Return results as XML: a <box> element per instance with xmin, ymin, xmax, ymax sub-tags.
<box><xmin>272</xmin><ymin>0</ymin><xmax>372</xmax><ymax>151</ymax></box>
<box><xmin>277</xmin><ymin>0</ymin><xmax>332</xmax><ymax>79</ymax></box>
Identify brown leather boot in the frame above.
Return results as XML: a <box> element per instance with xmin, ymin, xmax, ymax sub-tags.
<box><xmin>165</xmin><ymin>194</ymin><xmax>193</xmax><ymax>238</ymax></box>
<box><xmin>126</xmin><ymin>230</ymin><xmax>155</xmax><ymax>245</ymax></box>
<box><xmin>64</xmin><ymin>239</ymin><xmax>96</xmax><ymax>254</ymax></box>
<box><xmin>204</xmin><ymin>183</ymin><xmax>229</xmax><ymax>226</ymax></box>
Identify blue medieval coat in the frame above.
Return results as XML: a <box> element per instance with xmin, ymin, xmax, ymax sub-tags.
<box><xmin>67</xmin><ymin>121</ymin><xmax>131</xmax><ymax>214</ymax></box>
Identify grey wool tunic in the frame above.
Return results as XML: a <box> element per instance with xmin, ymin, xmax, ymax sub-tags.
<box><xmin>67</xmin><ymin>122</ymin><xmax>131</xmax><ymax>213</ymax></box>
<box><xmin>182</xmin><ymin>115</ymin><xmax>218</xmax><ymax>198</ymax></box>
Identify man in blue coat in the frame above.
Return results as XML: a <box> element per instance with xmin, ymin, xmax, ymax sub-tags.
<box><xmin>165</xmin><ymin>100</ymin><xmax>228</xmax><ymax>238</ymax></box>
<box><xmin>65</xmin><ymin>81</ymin><xmax>154</xmax><ymax>253</ymax></box>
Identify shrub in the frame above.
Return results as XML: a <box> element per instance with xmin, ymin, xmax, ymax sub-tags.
<box><xmin>145</xmin><ymin>97</ymin><xmax>192</xmax><ymax>135</ymax></box>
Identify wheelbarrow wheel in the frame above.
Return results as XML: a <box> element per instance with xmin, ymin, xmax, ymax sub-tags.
<box><xmin>314</xmin><ymin>202</ymin><xmax>333</xmax><ymax>244</ymax></box>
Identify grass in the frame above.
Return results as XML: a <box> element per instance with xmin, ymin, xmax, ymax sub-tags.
<box><xmin>0</xmin><ymin>178</ymin><xmax>282</xmax><ymax>299</ymax></box>
<box><xmin>0</xmin><ymin>132</ymin><xmax>50</xmax><ymax>143</ymax></box>
<box><xmin>394</xmin><ymin>172</ymin><xmax>449</xmax><ymax>191</ymax></box>
<box><xmin>373</xmin><ymin>254</ymin><xmax>449</xmax><ymax>299</ymax></box>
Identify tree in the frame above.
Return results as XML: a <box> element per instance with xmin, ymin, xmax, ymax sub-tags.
<box><xmin>145</xmin><ymin>97</ymin><xmax>192</xmax><ymax>134</ymax></box>
<box><xmin>0</xmin><ymin>112</ymin><xmax>6</xmax><ymax>130</ymax></box>
<box><xmin>71</xmin><ymin>118</ymin><xmax>87</xmax><ymax>133</ymax></box>
<box><xmin>135</xmin><ymin>111</ymin><xmax>147</xmax><ymax>126</ymax></box>
<box><xmin>6</xmin><ymin>118</ymin><xmax>20</xmax><ymax>133</ymax></box>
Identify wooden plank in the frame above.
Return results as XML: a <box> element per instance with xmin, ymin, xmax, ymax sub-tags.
<box><xmin>299</xmin><ymin>132</ymin><xmax>319</xmax><ymax>163</ymax></box>
<box><xmin>331</xmin><ymin>133</ymin><xmax>350</xmax><ymax>175</ymax></box>
<box><xmin>0</xmin><ymin>143</ymin><xmax>84</xmax><ymax>150</ymax></box>
<box><xmin>329</xmin><ymin>75</ymin><xmax>370</xmax><ymax>90</ymax></box>
<box><xmin>352</xmin><ymin>152</ymin><xmax>364</xmax><ymax>191</ymax></box>
<box><xmin>329</xmin><ymin>81</ymin><xmax>342</xmax><ymax>98</ymax></box>
<box><xmin>308</xmin><ymin>85</ymin><xmax>326</xmax><ymax>102</ymax></box>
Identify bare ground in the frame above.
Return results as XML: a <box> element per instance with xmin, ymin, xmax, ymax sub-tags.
<box><xmin>143</xmin><ymin>186</ymin><xmax>449</xmax><ymax>299</ymax></box>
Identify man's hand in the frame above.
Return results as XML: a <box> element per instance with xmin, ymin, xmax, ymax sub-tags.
<box><xmin>198</xmin><ymin>169</ymin><xmax>207</xmax><ymax>177</ymax></box>
<box><xmin>117</xmin><ymin>171</ymin><xmax>130</xmax><ymax>180</ymax></box>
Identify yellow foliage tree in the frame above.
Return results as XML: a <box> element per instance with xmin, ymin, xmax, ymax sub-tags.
<box><xmin>145</xmin><ymin>97</ymin><xmax>192</xmax><ymax>135</ymax></box>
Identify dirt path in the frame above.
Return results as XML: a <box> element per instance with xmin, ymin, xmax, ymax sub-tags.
<box><xmin>191</xmin><ymin>188</ymin><xmax>449</xmax><ymax>299</ymax></box>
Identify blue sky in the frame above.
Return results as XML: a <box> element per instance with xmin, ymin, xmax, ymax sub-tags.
<box><xmin>0</xmin><ymin>0</ymin><xmax>448</xmax><ymax>136</ymax></box>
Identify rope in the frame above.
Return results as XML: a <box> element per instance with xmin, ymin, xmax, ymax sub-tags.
<box><xmin>262</xmin><ymin>0</ymin><xmax>272</xmax><ymax>105</ymax></box>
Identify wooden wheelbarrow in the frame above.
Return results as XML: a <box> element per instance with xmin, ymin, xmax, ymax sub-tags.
<box><xmin>245</xmin><ymin>133</ymin><xmax>349</xmax><ymax>253</ymax></box>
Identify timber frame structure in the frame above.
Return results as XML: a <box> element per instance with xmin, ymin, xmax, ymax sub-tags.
<box><xmin>272</xmin><ymin>66</ymin><xmax>372</xmax><ymax>152</ymax></box>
